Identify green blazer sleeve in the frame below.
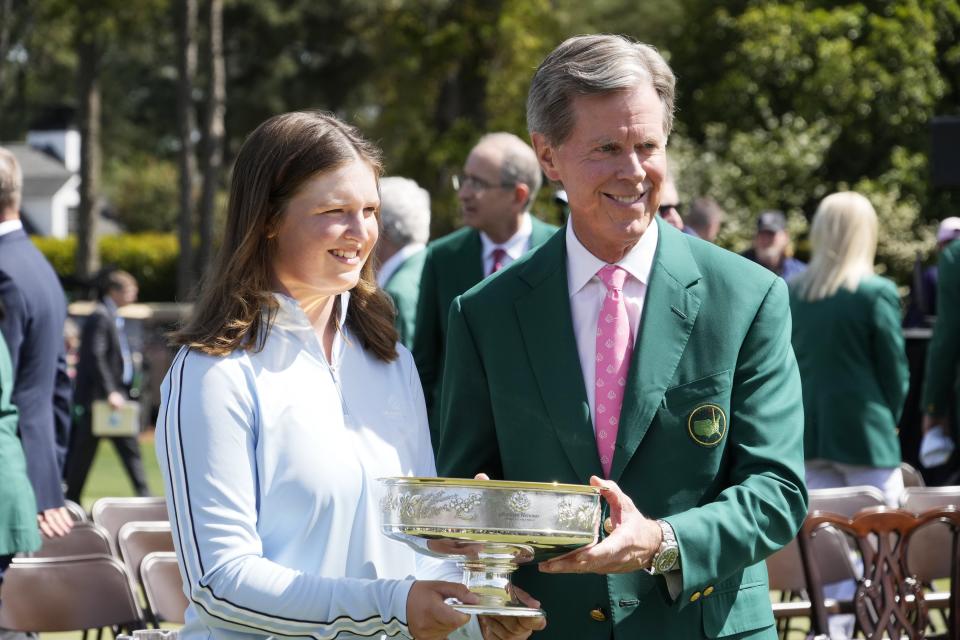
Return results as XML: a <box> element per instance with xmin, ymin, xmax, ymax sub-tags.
<box><xmin>384</xmin><ymin>250</ymin><xmax>426</xmax><ymax>350</ymax></box>
<box><xmin>412</xmin><ymin>247</ymin><xmax>442</xmax><ymax>422</ymax></box>
<box><xmin>437</xmin><ymin>294</ymin><xmax>503</xmax><ymax>479</ymax></box>
<box><xmin>0</xmin><ymin>333</ymin><xmax>43</xmax><ymax>556</ymax></box>
<box><xmin>665</xmin><ymin>276</ymin><xmax>807</xmax><ymax>608</ymax></box>
<box><xmin>872</xmin><ymin>280</ymin><xmax>909</xmax><ymax>421</ymax></box>
<box><xmin>923</xmin><ymin>241</ymin><xmax>960</xmax><ymax>423</ymax></box>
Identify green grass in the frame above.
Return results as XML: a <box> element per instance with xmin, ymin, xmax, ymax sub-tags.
<box><xmin>77</xmin><ymin>431</ymin><xmax>164</xmax><ymax>512</ymax></box>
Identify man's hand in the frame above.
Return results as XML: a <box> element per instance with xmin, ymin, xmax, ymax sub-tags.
<box><xmin>539</xmin><ymin>476</ymin><xmax>661</xmax><ymax>574</ymax></box>
<box><xmin>922</xmin><ymin>413</ymin><xmax>951</xmax><ymax>435</ymax></box>
<box><xmin>478</xmin><ymin>585</ymin><xmax>546</xmax><ymax>639</ymax></box>
<box><xmin>107</xmin><ymin>390</ymin><xmax>125</xmax><ymax>410</ymax></box>
<box><xmin>38</xmin><ymin>506</ymin><xmax>73</xmax><ymax>538</ymax></box>
<box><xmin>406</xmin><ymin>580</ymin><xmax>477</xmax><ymax>640</ymax></box>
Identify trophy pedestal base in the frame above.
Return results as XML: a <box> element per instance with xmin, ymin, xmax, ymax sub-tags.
<box><xmin>448</xmin><ymin>602</ymin><xmax>545</xmax><ymax>618</ymax></box>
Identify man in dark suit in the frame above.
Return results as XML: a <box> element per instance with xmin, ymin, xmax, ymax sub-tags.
<box><xmin>65</xmin><ymin>269</ymin><xmax>149</xmax><ymax>501</ymax></box>
<box><xmin>436</xmin><ymin>36</ymin><xmax>806</xmax><ymax>639</ymax></box>
<box><xmin>413</xmin><ymin>132</ymin><xmax>557</xmax><ymax>440</ymax></box>
<box><xmin>0</xmin><ymin>146</ymin><xmax>73</xmax><ymax>544</ymax></box>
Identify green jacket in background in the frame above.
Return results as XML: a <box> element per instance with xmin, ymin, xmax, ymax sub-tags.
<box><xmin>923</xmin><ymin>240</ymin><xmax>960</xmax><ymax>437</ymax></box>
<box><xmin>0</xmin><ymin>332</ymin><xmax>42</xmax><ymax>556</ymax></box>
<box><xmin>412</xmin><ymin>216</ymin><xmax>557</xmax><ymax>443</ymax></box>
<box><xmin>383</xmin><ymin>249</ymin><xmax>427</xmax><ymax>349</ymax></box>
<box><xmin>436</xmin><ymin>219</ymin><xmax>807</xmax><ymax>640</ymax></box>
<box><xmin>789</xmin><ymin>275</ymin><xmax>909</xmax><ymax>468</ymax></box>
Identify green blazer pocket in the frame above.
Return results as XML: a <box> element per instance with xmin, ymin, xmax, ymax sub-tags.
<box><xmin>662</xmin><ymin>369</ymin><xmax>733</xmax><ymax>412</ymax></box>
<box><xmin>657</xmin><ymin>369</ymin><xmax>733</xmax><ymax>454</ymax></box>
<box><xmin>701</xmin><ymin>563</ymin><xmax>774</xmax><ymax>638</ymax></box>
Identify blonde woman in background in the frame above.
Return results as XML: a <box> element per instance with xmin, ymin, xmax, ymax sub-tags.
<box><xmin>789</xmin><ymin>191</ymin><xmax>909</xmax><ymax>505</ymax></box>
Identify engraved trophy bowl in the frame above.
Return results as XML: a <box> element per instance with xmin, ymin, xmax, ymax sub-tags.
<box><xmin>378</xmin><ymin>477</ymin><xmax>601</xmax><ymax>618</ymax></box>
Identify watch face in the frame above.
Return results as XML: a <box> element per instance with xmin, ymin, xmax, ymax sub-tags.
<box><xmin>655</xmin><ymin>546</ymin><xmax>679</xmax><ymax>573</ymax></box>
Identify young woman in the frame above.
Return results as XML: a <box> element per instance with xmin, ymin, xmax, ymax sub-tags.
<box><xmin>156</xmin><ymin>111</ymin><xmax>538</xmax><ymax>640</ymax></box>
<box><xmin>789</xmin><ymin>191</ymin><xmax>909</xmax><ymax>505</ymax></box>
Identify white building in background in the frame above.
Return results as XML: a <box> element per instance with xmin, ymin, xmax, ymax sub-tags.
<box><xmin>2</xmin><ymin>126</ymin><xmax>81</xmax><ymax>238</ymax></box>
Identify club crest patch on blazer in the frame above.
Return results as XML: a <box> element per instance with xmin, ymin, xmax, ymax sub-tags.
<box><xmin>687</xmin><ymin>404</ymin><xmax>727</xmax><ymax>447</ymax></box>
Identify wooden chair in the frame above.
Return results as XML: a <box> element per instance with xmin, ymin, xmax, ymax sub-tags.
<box><xmin>901</xmin><ymin>486</ymin><xmax>960</xmax><ymax>621</ymax></box>
<box><xmin>91</xmin><ymin>496</ymin><xmax>169</xmax><ymax>553</ymax></box>
<box><xmin>769</xmin><ymin>486</ymin><xmax>886</xmax><ymax>637</ymax></box>
<box><xmin>0</xmin><ymin>554</ymin><xmax>145</xmax><ymax>633</ymax></box>
<box><xmin>140</xmin><ymin>551</ymin><xmax>188</xmax><ymax>624</ymax></box>
<box><xmin>29</xmin><ymin>521</ymin><xmax>112</xmax><ymax>558</ymax></box>
<box><xmin>799</xmin><ymin>506</ymin><xmax>960</xmax><ymax>640</ymax></box>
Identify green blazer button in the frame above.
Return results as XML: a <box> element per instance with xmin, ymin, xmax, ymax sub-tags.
<box><xmin>703</xmin><ymin>586</ymin><xmax>714</xmax><ymax>597</ymax></box>
<box><xmin>589</xmin><ymin>608</ymin><xmax>607</xmax><ymax>622</ymax></box>
<box><xmin>689</xmin><ymin>591</ymin><xmax>702</xmax><ymax>602</ymax></box>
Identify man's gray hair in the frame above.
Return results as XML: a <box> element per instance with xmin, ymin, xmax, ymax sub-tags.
<box><xmin>477</xmin><ymin>132</ymin><xmax>542</xmax><ymax>211</ymax></box>
<box><xmin>379</xmin><ymin>176</ymin><xmax>431</xmax><ymax>246</ymax></box>
<box><xmin>0</xmin><ymin>146</ymin><xmax>23</xmax><ymax>212</ymax></box>
<box><xmin>687</xmin><ymin>197</ymin><xmax>725</xmax><ymax>229</ymax></box>
<box><xmin>527</xmin><ymin>34</ymin><xmax>676</xmax><ymax>145</ymax></box>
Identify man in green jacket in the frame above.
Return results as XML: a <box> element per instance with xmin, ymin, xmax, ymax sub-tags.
<box><xmin>436</xmin><ymin>35</ymin><xmax>807</xmax><ymax>639</ymax></box>
<box><xmin>376</xmin><ymin>176</ymin><xmax>431</xmax><ymax>349</ymax></box>
<box><xmin>413</xmin><ymin>132</ymin><xmax>557</xmax><ymax>440</ymax></box>
<box><xmin>922</xmin><ymin>238</ymin><xmax>960</xmax><ymax>458</ymax></box>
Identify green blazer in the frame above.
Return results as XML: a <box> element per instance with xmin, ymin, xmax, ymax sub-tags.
<box><xmin>789</xmin><ymin>276</ymin><xmax>908</xmax><ymax>468</ymax></box>
<box><xmin>923</xmin><ymin>240</ymin><xmax>960</xmax><ymax>437</ymax></box>
<box><xmin>383</xmin><ymin>249</ymin><xmax>427</xmax><ymax>350</ymax></box>
<box><xmin>436</xmin><ymin>218</ymin><xmax>807</xmax><ymax>640</ymax></box>
<box><xmin>412</xmin><ymin>216</ymin><xmax>557</xmax><ymax>442</ymax></box>
<box><xmin>0</xmin><ymin>332</ymin><xmax>42</xmax><ymax>556</ymax></box>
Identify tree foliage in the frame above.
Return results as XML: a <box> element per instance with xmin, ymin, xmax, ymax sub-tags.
<box><xmin>3</xmin><ymin>0</ymin><xmax>959</xmax><ymax>288</ymax></box>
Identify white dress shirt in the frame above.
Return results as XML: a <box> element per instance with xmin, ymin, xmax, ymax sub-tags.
<box><xmin>480</xmin><ymin>212</ymin><xmax>533</xmax><ymax>276</ymax></box>
<box><xmin>0</xmin><ymin>219</ymin><xmax>23</xmax><ymax>238</ymax></box>
<box><xmin>376</xmin><ymin>243</ymin><xmax>425</xmax><ymax>287</ymax></box>
<box><xmin>566</xmin><ymin>219</ymin><xmax>658</xmax><ymax>433</ymax></box>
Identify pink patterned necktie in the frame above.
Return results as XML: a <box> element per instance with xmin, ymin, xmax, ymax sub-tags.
<box><xmin>595</xmin><ymin>265</ymin><xmax>634</xmax><ymax>478</ymax></box>
<box><xmin>490</xmin><ymin>248</ymin><xmax>507</xmax><ymax>275</ymax></box>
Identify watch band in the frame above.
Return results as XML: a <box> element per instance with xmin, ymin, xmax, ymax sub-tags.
<box><xmin>646</xmin><ymin>519</ymin><xmax>680</xmax><ymax>575</ymax></box>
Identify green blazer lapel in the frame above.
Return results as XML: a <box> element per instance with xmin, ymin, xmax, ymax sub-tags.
<box><xmin>611</xmin><ymin>219</ymin><xmax>703</xmax><ymax>481</ymax></box>
<box><xmin>454</xmin><ymin>229</ymin><xmax>484</xmax><ymax>293</ymax></box>
<box><xmin>515</xmin><ymin>231</ymin><xmax>602</xmax><ymax>482</ymax></box>
<box><xmin>529</xmin><ymin>216</ymin><xmax>559</xmax><ymax>248</ymax></box>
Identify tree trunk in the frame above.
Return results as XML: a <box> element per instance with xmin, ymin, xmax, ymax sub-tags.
<box><xmin>76</xmin><ymin>33</ymin><xmax>101</xmax><ymax>280</ymax></box>
<box><xmin>0</xmin><ymin>0</ymin><xmax>13</xmax><ymax>93</ymax></box>
<box><xmin>197</xmin><ymin>0</ymin><xmax>225</xmax><ymax>277</ymax></box>
<box><xmin>175</xmin><ymin>0</ymin><xmax>198</xmax><ymax>300</ymax></box>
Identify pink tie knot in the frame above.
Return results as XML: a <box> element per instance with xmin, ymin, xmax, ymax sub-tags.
<box><xmin>598</xmin><ymin>265</ymin><xmax>628</xmax><ymax>291</ymax></box>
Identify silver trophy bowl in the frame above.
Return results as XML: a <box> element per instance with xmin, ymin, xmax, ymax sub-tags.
<box><xmin>378</xmin><ymin>477</ymin><xmax>601</xmax><ymax>618</ymax></box>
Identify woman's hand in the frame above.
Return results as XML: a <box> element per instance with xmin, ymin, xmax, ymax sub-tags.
<box><xmin>406</xmin><ymin>580</ymin><xmax>477</xmax><ymax>639</ymax></box>
<box><xmin>478</xmin><ymin>585</ymin><xmax>546</xmax><ymax>639</ymax></box>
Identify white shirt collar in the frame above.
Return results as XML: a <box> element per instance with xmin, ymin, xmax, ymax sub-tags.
<box><xmin>376</xmin><ymin>243</ymin><xmax>425</xmax><ymax>287</ymax></box>
<box><xmin>480</xmin><ymin>212</ymin><xmax>533</xmax><ymax>261</ymax></box>
<box><xmin>272</xmin><ymin>291</ymin><xmax>351</xmax><ymax>333</ymax></box>
<box><xmin>565</xmin><ymin>217</ymin><xmax>659</xmax><ymax>297</ymax></box>
<box><xmin>0</xmin><ymin>219</ymin><xmax>23</xmax><ymax>238</ymax></box>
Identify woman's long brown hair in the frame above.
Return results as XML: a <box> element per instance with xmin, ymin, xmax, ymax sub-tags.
<box><xmin>171</xmin><ymin>110</ymin><xmax>399</xmax><ymax>361</ymax></box>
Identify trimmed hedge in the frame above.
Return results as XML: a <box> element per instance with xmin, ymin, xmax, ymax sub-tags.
<box><xmin>32</xmin><ymin>233</ymin><xmax>179</xmax><ymax>302</ymax></box>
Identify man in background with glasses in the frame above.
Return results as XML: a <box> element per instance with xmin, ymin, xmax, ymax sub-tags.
<box><xmin>413</xmin><ymin>132</ymin><xmax>558</xmax><ymax>444</ymax></box>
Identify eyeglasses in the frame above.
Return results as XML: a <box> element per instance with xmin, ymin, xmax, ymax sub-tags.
<box><xmin>658</xmin><ymin>202</ymin><xmax>682</xmax><ymax>215</ymax></box>
<box><xmin>452</xmin><ymin>174</ymin><xmax>516</xmax><ymax>192</ymax></box>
